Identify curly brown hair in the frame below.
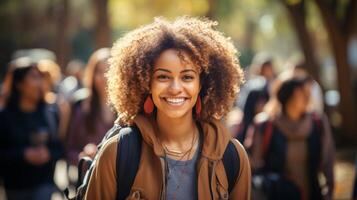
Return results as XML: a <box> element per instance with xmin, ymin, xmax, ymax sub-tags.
<box><xmin>107</xmin><ymin>16</ymin><xmax>244</xmax><ymax>125</ymax></box>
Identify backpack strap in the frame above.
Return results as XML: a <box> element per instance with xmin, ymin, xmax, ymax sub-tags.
<box><xmin>116</xmin><ymin>126</ymin><xmax>142</xmax><ymax>200</ymax></box>
<box><xmin>64</xmin><ymin>124</ymin><xmax>123</xmax><ymax>200</ymax></box>
<box><xmin>222</xmin><ymin>140</ymin><xmax>240</xmax><ymax>194</ymax></box>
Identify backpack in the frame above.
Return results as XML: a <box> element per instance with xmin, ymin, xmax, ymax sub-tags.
<box><xmin>64</xmin><ymin>124</ymin><xmax>240</xmax><ymax>200</ymax></box>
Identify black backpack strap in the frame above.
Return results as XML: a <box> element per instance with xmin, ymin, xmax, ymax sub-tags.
<box><xmin>64</xmin><ymin>124</ymin><xmax>122</xmax><ymax>200</ymax></box>
<box><xmin>116</xmin><ymin>126</ymin><xmax>142</xmax><ymax>200</ymax></box>
<box><xmin>222</xmin><ymin>140</ymin><xmax>240</xmax><ymax>194</ymax></box>
<box><xmin>76</xmin><ymin>157</ymin><xmax>93</xmax><ymax>188</ymax></box>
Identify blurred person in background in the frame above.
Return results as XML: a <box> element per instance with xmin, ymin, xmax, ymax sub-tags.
<box><xmin>250</xmin><ymin>75</ymin><xmax>335</xmax><ymax>200</ymax></box>
<box><xmin>232</xmin><ymin>53</ymin><xmax>275</xmax><ymax>133</ymax></box>
<box><xmin>291</xmin><ymin>62</ymin><xmax>324</xmax><ymax>115</ymax></box>
<box><xmin>66</xmin><ymin>48</ymin><xmax>115</xmax><ymax>166</ymax></box>
<box><xmin>249</xmin><ymin>53</ymin><xmax>276</xmax><ymax>85</ymax></box>
<box><xmin>58</xmin><ymin>59</ymin><xmax>86</xmax><ymax>103</ymax></box>
<box><xmin>236</xmin><ymin>53</ymin><xmax>275</xmax><ymax>110</ymax></box>
<box><xmin>0</xmin><ymin>57</ymin><xmax>64</xmax><ymax>200</ymax></box>
<box><xmin>38</xmin><ymin>59</ymin><xmax>71</xmax><ymax>142</ymax></box>
<box><xmin>231</xmin><ymin>77</ymin><xmax>269</xmax><ymax>145</ymax></box>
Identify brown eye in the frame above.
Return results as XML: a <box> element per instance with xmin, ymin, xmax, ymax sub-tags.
<box><xmin>182</xmin><ymin>75</ymin><xmax>194</xmax><ymax>81</ymax></box>
<box><xmin>157</xmin><ymin>74</ymin><xmax>170</xmax><ymax>80</ymax></box>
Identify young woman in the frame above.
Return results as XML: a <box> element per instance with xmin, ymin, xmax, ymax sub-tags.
<box><xmin>250</xmin><ymin>75</ymin><xmax>335</xmax><ymax>200</ymax></box>
<box><xmin>66</xmin><ymin>48</ymin><xmax>116</xmax><ymax>165</ymax></box>
<box><xmin>0</xmin><ymin>57</ymin><xmax>64</xmax><ymax>200</ymax></box>
<box><xmin>37</xmin><ymin>59</ymin><xmax>71</xmax><ymax>142</ymax></box>
<box><xmin>84</xmin><ymin>17</ymin><xmax>251</xmax><ymax>200</ymax></box>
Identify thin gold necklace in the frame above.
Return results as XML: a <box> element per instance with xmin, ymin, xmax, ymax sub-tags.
<box><xmin>162</xmin><ymin>129</ymin><xmax>197</xmax><ymax>158</ymax></box>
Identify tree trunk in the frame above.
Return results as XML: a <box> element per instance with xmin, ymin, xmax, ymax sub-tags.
<box><xmin>93</xmin><ymin>0</ymin><xmax>111</xmax><ymax>49</ymax></box>
<box><xmin>282</xmin><ymin>0</ymin><xmax>320</xmax><ymax>83</ymax></box>
<box><xmin>206</xmin><ymin>0</ymin><xmax>217</xmax><ymax>20</ymax></box>
<box><xmin>55</xmin><ymin>0</ymin><xmax>69</xmax><ymax>71</ymax></box>
<box><xmin>314</xmin><ymin>0</ymin><xmax>357</xmax><ymax>140</ymax></box>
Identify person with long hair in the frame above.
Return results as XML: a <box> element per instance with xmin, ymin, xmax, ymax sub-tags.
<box><xmin>84</xmin><ymin>16</ymin><xmax>251</xmax><ymax>200</ymax></box>
<box><xmin>250</xmin><ymin>75</ymin><xmax>335</xmax><ymax>200</ymax></box>
<box><xmin>0</xmin><ymin>57</ymin><xmax>64</xmax><ymax>200</ymax></box>
<box><xmin>66</xmin><ymin>48</ymin><xmax>115</xmax><ymax>166</ymax></box>
<box><xmin>37</xmin><ymin>59</ymin><xmax>71</xmax><ymax>142</ymax></box>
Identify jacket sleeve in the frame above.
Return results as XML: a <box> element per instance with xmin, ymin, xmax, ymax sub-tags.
<box><xmin>66</xmin><ymin>107</ymin><xmax>85</xmax><ymax>165</ymax></box>
<box><xmin>84</xmin><ymin>134</ymin><xmax>119</xmax><ymax>200</ymax></box>
<box><xmin>230</xmin><ymin>139</ymin><xmax>251</xmax><ymax>200</ymax></box>
<box><xmin>0</xmin><ymin>112</ymin><xmax>27</xmax><ymax>166</ymax></box>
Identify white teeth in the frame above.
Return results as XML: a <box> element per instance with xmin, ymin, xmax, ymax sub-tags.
<box><xmin>165</xmin><ymin>98</ymin><xmax>186</xmax><ymax>104</ymax></box>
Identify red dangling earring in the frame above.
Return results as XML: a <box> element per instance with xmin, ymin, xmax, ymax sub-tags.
<box><xmin>144</xmin><ymin>96</ymin><xmax>154</xmax><ymax>114</ymax></box>
<box><xmin>195</xmin><ymin>97</ymin><xmax>202</xmax><ymax>117</ymax></box>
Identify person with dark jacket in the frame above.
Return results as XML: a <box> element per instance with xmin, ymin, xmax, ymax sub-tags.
<box><xmin>0</xmin><ymin>57</ymin><xmax>64</xmax><ymax>200</ymax></box>
<box><xmin>234</xmin><ymin>78</ymin><xmax>269</xmax><ymax>144</ymax></box>
<box><xmin>250</xmin><ymin>75</ymin><xmax>335</xmax><ymax>200</ymax></box>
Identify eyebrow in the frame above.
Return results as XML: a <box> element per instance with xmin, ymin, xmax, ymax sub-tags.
<box><xmin>153</xmin><ymin>68</ymin><xmax>198</xmax><ymax>74</ymax></box>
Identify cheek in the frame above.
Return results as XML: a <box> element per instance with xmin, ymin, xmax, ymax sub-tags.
<box><xmin>186</xmin><ymin>79</ymin><xmax>201</xmax><ymax>97</ymax></box>
<box><xmin>26</xmin><ymin>78</ymin><xmax>42</xmax><ymax>90</ymax></box>
<box><xmin>150</xmin><ymin>81</ymin><xmax>166</xmax><ymax>103</ymax></box>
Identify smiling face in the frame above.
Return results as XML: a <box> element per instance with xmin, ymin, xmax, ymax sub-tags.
<box><xmin>150</xmin><ymin>49</ymin><xmax>201</xmax><ymax>120</ymax></box>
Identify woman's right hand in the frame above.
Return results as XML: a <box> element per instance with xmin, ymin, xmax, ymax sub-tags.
<box><xmin>79</xmin><ymin>143</ymin><xmax>98</xmax><ymax>159</ymax></box>
<box><xmin>24</xmin><ymin>146</ymin><xmax>50</xmax><ymax>165</ymax></box>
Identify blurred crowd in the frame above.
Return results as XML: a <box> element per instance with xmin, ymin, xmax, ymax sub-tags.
<box><xmin>0</xmin><ymin>49</ymin><xmax>356</xmax><ymax>200</ymax></box>
<box><xmin>0</xmin><ymin>48</ymin><xmax>115</xmax><ymax>200</ymax></box>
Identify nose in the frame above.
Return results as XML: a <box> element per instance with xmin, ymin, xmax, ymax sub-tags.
<box><xmin>168</xmin><ymin>78</ymin><xmax>183</xmax><ymax>94</ymax></box>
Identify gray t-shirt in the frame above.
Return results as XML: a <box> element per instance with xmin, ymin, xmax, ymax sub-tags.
<box><xmin>165</xmin><ymin>146</ymin><xmax>200</xmax><ymax>200</ymax></box>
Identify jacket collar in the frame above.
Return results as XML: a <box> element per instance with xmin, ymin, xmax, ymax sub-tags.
<box><xmin>133</xmin><ymin>114</ymin><xmax>232</xmax><ymax>160</ymax></box>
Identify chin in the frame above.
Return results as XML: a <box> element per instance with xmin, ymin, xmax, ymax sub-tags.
<box><xmin>157</xmin><ymin>109</ymin><xmax>192</xmax><ymax>119</ymax></box>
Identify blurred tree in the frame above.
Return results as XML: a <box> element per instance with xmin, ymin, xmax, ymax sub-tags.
<box><xmin>93</xmin><ymin>0</ymin><xmax>111</xmax><ymax>49</ymax></box>
<box><xmin>313</xmin><ymin>0</ymin><xmax>357</xmax><ymax>139</ymax></box>
<box><xmin>281</xmin><ymin>0</ymin><xmax>320</xmax><ymax>82</ymax></box>
<box><xmin>281</xmin><ymin>0</ymin><xmax>357</xmax><ymax>140</ymax></box>
<box><xmin>54</xmin><ymin>0</ymin><xmax>70</xmax><ymax>70</ymax></box>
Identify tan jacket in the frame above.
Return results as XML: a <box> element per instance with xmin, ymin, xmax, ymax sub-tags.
<box><xmin>84</xmin><ymin>115</ymin><xmax>251</xmax><ymax>200</ymax></box>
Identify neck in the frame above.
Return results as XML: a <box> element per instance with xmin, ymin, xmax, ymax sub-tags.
<box><xmin>156</xmin><ymin>111</ymin><xmax>197</xmax><ymax>148</ymax></box>
<box><xmin>19</xmin><ymin>97</ymin><xmax>38</xmax><ymax>112</ymax></box>
<box><xmin>285</xmin><ymin>106</ymin><xmax>302</xmax><ymax>121</ymax></box>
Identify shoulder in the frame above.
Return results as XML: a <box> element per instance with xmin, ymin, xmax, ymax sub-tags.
<box><xmin>95</xmin><ymin>133</ymin><xmax>119</xmax><ymax>170</ymax></box>
<box><xmin>0</xmin><ymin>109</ymin><xmax>10</xmax><ymax>129</ymax></box>
<box><xmin>252</xmin><ymin>112</ymin><xmax>274</xmax><ymax>133</ymax></box>
<box><xmin>0</xmin><ymin>108</ymin><xmax>14</xmax><ymax>124</ymax></box>
<box><xmin>0</xmin><ymin>108</ymin><xmax>7</xmax><ymax>118</ymax></box>
<box><xmin>253</xmin><ymin>112</ymin><xmax>271</xmax><ymax>125</ymax></box>
<box><xmin>98</xmin><ymin>125</ymin><xmax>140</xmax><ymax>160</ymax></box>
<box><xmin>308</xmin><ymin>112</ymin><xmax>327</xmax><ymax>127</ymax></box>
<box><xmin>229</xmin><ymin>138</ymin><xmax>251</xmax><ymax>182</ymax></box>
<box><xmin>229</xmin><ymin>138</ymin><xmax>249</xmax><ymax>163</ymax></box>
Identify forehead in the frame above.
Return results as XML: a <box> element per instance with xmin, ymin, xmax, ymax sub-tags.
<box><xmin>153</xmin><ymin>49</ymin><xmax>197</xmax><ymax>71</ymax></box>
